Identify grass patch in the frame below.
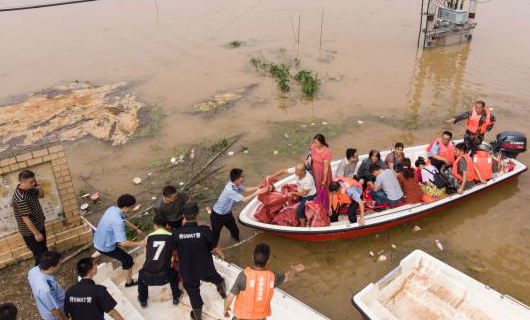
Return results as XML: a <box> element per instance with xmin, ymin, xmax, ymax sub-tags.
<box><xmin>295</xmin><ymin>71</ymin><xmax>318</xmax><ymax>96</ymax></box>
<box><xmin>135</xmin><ymin>106</ymin><xmax>162</xmax><ymax>139</ymax></box>
<box><xmin>229</xmin><ymin>40</ymin><xmax>242</xmax><ymax>48</ymax></box>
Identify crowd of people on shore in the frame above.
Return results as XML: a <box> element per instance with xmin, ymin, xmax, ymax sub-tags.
<box><xmin>1</xmin><ymin>100</ymin><xmax>502</xmax><ymax>320</ymax></box>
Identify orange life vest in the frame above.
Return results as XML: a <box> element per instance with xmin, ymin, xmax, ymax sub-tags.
<box><xmin>473</xmin><ymin>150</ymin><xmax>492</xmax><ymax>180</ymax></box>
<box><xmin>466</xmin><ymin>107</ymin><xmax>493</xmax><ymax>134</ymax></box>
<box><xmin>330</xmin><ymin>177</ymin><xmax>363</xmax><ymax>211</ymax></box>
<box><xmin>426</xmin><ymin>138</ymin><xmax>456</xmax><ymax>165</ymax></box>
<box><xmin>233</xmin><ymin>267</ymin><xmax>275</xmax><ymax>320</ymax></box>
<box><xmin>452</xmin><ymin>154</ymin><xmax>477</xmax><ymax>182</ymax></box>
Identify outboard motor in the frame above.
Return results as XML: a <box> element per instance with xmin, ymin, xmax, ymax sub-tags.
<box><xmin>490</xmin><ymin>131</ymin><xmax>527</xmax><ymax>159</ymax></box>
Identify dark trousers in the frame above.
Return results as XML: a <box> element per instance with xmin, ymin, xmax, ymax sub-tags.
<box><xmin>22</xmin><ymin>228</ymin><xmax>48</xmax><ymax>266</ymax></box>
<box><xmin>296</xmin><ymin>195</ymin><xmax>315</xmax><ymax>219</ymax></box>
<box><xmin>167</xmin><ymin>219</ymin><xmax>183</xmax><ymax>230</ymax></box>
<box><xmin>370</xmin><ymin>190</ymin><xmax>403</xmax><ymax>206</ymax></box>
<box><xmin>210</xmin><ymin>210</ymin><xmax>240</xmax><ymax>243</ymax></box>
<box><xmin>428</xmin><ymin>157</ymin><xmax>447</xmax><ymax>172</ymax></box>
<box><xmin>98</xmin><ymin>247</ymin><xmax>134</xmax><ymax>270</ymax></box>
<box><xmin>183</xmin><ymin>272</ymin><xmax>224</xmax><ymax>309</ymax></box>
<box><xmin>138</xmin><ymin>269</ymin><xmax>181</xmax><ymax>302</ymax></box>
<box><xmin>330</xmin><ymin>202</ymin><xmax>359</xmax><ymax>223</ymax></box>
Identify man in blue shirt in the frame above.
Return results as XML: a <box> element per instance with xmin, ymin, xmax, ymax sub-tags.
<box><xmin>209</xmin><ymin>168</ymin><xmax>268</xmax><ymax>245</ymax></box>
<box><xmin>27</xmin><ymin>251</ymin><xmax>68</xmax><ymax>320</ymax></box>
<box><xmin>94</xmin><ymin>194</ymin><xmax>145</xmax><ymax>287</ymax></box>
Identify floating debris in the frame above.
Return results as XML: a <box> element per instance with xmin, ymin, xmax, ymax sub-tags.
<box><xmin>243</xmin><ymin>150</ymin><xmax>249</xmax><ymax>154</ymax></box>
<box><xmin>273</xmin><ymin>150</ymin><xmax>279</xmax><ymax>155</ymax></box>
<box><xmin>310</xmin><ymin>123</ymin><xmax>315</xmax><ymax>126</ymax></box>
<box><xmin>190</xmin><ymin>148</ymin><xmax>196</xmax><ymax>160</ymax></box>
<box><xmin>228</xmin><ymin>151</ymin><xmax>235</xmax><ymax>156</ymax></box>
<box><xmin>179</xmin><ymin>182</ymin><xmax>184</xmax><ymax>186</ymax></box>
<box><xmin>380</xmin><ymin>116</ymin><xmax>385</xmax><ymax>119</ymax></box>
<box><xmin>413</xmin><ymin>225</ymin><xmax>421</xmax><ymax>232</ymax></box>
<box><xmin>133</xmin><ymin>204</ymin><xmax>142</xmax><ymax>211</ymax></box>
<box><xmin>435</xmin><ymin>239</ymin><xmax>444</xmax><ymax>251</ymax></box>
<box><xmin>147</xmin><ymin>172</ymin><xmax>153</xmax><ymax>176</ymax></box>
<box><xmin>322</xmin><ymin>122</ymin><xmax>327</xmax><ymax>125</ymax></box>
<box><xmin>190</xmin><ymin>84</ymin><xmax>258</xmax><ymax>115</ymax></box>
<box><xmin>357</xmin><ymin>120</ymin><xmax>364</xmax><ymax>124</ymax></box>
<box><xmin>151</xmin><ymin>196</ymin><xmax>157</xmax><ymax>201</ymax></box>
<box><xmin>80</xmin><ymin>203</ymin><xmax>89</xmax><ymax>210</ymax></box>
<box><xmin>133</xmin><ymin>177</ymin><xmax>142</xmax><ymax>185</ymax></box>
<box><xmin>204</xmin><ymin>187</ymin><xmax>208</xmax><ymax>190</ymax></box>
<box><xmin>377</xmin><ymin>250</ymin><xmax>385</xmax><ymax>255</ymax></box>
<box><xmin>284</xmin><ymin>133</ymin><xmax>290</xmax><ymax>139</ymax></box>
<box><xmin>170</xmin><ymin>157</ymin><xmax>177</xmax><ymax>164</ymax></box>
<box><xmin>81</xmin><ymin>193</ymin><xmax>90</xmax><ymax>198</ymax></box>
<box><xmin>369</xmin><ymin>251</ymin><xmax>375</xmax><ymax>257</ymax></box>
<box><xmin>90</xmin><ymin>193</ymin><xmax>100</xmax><ymax>201</ymax></box>
<box><xmin>378</xmin><ymin>255</ymin><xmax>387</xmax><ymax>262</ymax></box>
<box><xmin>391</xmin><ymin>244</ymin><xmax>397</xmax><ymax>250</ymax></box>
<box><xmin>302</xmin><ymin>124</ymin><xmax>307</xmax><ymax>128</ymax></box>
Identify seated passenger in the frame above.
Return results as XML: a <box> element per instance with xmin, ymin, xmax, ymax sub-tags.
<box><xmin>335</xmin><ymin>148</ymin><xmax>359</xmax><ymax>179</ymax></box>
<box><xmin>426</xmin><ymin>131</ymin><xmax>456</xmax><ymax>171</ymax></box>
<box><xmin>415</xmin><ymin>157</ymin><xmax>446</xmax><ymax>199</ymax></box>
<box><xmin>357</xmin><ymin>149</ymin><xmax>385</xmax><ymax>185</ymax></box>
<box><xmin>385</xmin><ymin>142</ymin><xmax>405</xmax><ymax>172</ymax></box>
<box><xmin>271</xmin><ymin>163</ymin><xmax>317</xmax><ymax>227</ymax></box>
<box><xmin>450</xmin><ymin>143</ymin><xmax>485</xmax><ymax>194</ymax></box>
<box><xmin>367</xmin><ymin>165</ymin><xmax>404</xmax><ymax>206</ymax></box>
<box><xmin>328</xmin><ymin>178</ymin><xmax>365</xmax><ymax>225</ymax></box>
<box><xmin>397</xmin><ymin>158</ymin><xmax>422</xmax><ymax>204</ymax></box>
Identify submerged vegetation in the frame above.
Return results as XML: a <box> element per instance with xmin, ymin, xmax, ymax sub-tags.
<box><xmin>229</xmin><ymin>40</ymin><xmax>242</xmax><ymax>48</ymax></box>
<box><xmin>250</xmin><ymin>57</ymin><xmax>318</xmax><ymax>97</ymax></box>
<box><xmin>135</xmin><ymin>106</ymin><xmax>162</xmax><ymax>139</ymax></box>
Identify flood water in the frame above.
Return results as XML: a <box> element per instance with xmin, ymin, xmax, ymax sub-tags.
<box><xmin>1</xmin><ymin>0</ymin><xmax>530</xmax><ymax>319</ymax></box>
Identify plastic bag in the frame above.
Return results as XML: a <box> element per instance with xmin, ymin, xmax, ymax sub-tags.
<box><xmin>257</xmin><ymin>177</ymin><xmax>289</xmax><ymax>218</ymax></box>
<box><xmin>272</xmin><ymin>203</ymin><xmax>300</xmax><ymax>227</ymax></box>
<box><xmin>305</xmin><ymin>200</ymin><xmax>330</xmax><ymax>227</ymax></box>
<box><xmin>314</xmin><ymin>186</ymin><xmax>329</xmax><ymax>215</ymax></box>
<box><xmin>281</xmin><ymin>184</ymin><xmax>300</xmax><ymax>205</ymax></box>
<box><xmin>254</xmin><ymin>204</ymin><xmax>275</xmax><ymax>224</ymax></box>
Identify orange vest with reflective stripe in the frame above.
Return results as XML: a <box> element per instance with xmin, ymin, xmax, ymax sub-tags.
<box><xmin>426</xmin><ymin>138</ymin><xmax>456</xmax><ymax>165</ymax></box>
<box><xmin>473</xmin><ymin>150</ymin><xmax>492</xmax><ymax>180</ymax></box>
<box><xmin>331</xmin><ymin>177</ymin><xmax>363</xmax><ymax>211</ymax></box>
<box><xmin>466</xmin><ymin>107</ymin><xmax>492</xmax><ymax>134</ymax></box>
<box><xmin>452</xmin><ymin>154</ymin><xmax>477</xmax><ymax>182</ymax></box>
<box><xmin>234</xmin><ymin>268</ymin><xmax>275</xmax><ymax>320</ymax></box>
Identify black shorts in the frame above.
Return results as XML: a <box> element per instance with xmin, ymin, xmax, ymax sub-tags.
<box><xmin>98</xmin><ymin>247</ymin><xmax>134</xmax><ymax>270</ymax></box>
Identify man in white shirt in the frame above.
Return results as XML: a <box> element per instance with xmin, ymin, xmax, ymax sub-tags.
<box><xmin>271</xmin><ymin>163</ymin><xmax>317</xmax><ymax>227</ymax></box>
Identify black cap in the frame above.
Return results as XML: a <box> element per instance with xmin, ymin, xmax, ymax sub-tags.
<box><xmin>183</xmin><ymin>202</ymin><xmax>199</xmax><ymax>220</ymax></box>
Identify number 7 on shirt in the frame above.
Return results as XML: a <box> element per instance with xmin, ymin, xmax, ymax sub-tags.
<box><xmin>152</xmin><ymin>241</ymin><xmax>165</xmax><ymax>260</ymax></box>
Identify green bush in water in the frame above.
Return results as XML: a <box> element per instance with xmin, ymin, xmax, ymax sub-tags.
<box><xmin>295</xmin><ymin>70</ymin><xmax>318</xmax><ymax>96</ymax></box>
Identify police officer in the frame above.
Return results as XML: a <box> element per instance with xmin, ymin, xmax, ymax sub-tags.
<box><xmin>137</xmin><ymin>215</ymin><xmax>183</xmax><ymax>308</ymax></box>
<box><xmin>64</xmin><ymin>257</ymin><xmax>124</xmax><ymax>320</ymax></box>
<box><xmin>173</xmin><ymin>203</ymin><xmax>227</xmax><ymax>320</ymax></box>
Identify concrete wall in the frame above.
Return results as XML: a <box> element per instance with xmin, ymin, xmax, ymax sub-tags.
<box><xmin>0</xmin><ymin>145</ymin><xmax>93</xmax><ymax>269</ymax></box>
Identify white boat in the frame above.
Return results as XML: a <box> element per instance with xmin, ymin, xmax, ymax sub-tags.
<box><xmin>352</xmin><ymin>250</ymin><xmax>530</xmax><ymax>320</ymax></box>
<box><xmin>239</xmin><ymin>133</ymin><xmax>527</xmax><ymax>241</ymax></box>
<box><xmin>93</xmin><ymin>249</ymin><xmax>332</xmax><ymax>320</ymax></box>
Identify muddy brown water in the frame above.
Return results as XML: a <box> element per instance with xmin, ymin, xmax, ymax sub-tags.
<box><xmin>1</xmin><ymin>0</ymin><xmax>530</xmax><ymax>319</ymax></box>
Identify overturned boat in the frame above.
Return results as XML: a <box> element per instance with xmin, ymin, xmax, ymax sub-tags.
<box><xmin>239</xmin><ymin>132</ymin><xmax>527</xmax><ymax>241</ymax></box>
<box><xmin>352</xmin><ymin>250</ymin><xmax>530</xmax><ymax>320</ymax></box>
<box><xmin>93</xmin><ymin>249</ymin><xmax>332</xmax><ymax>320</ymax></box>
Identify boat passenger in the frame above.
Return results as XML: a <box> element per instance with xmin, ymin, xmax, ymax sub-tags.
<box><xmin>211</xmin><ymin>168</ymin><xmax>268</xmax><ymax>245</ymax></box>
<box><xmin>426</xmin><ymin>131</ymin><xmax>456</xmax><ymax>171</ymax></box>
<box><xmin>415</xmin><ymin>157</ymin><xmax>446</xmax><ymax>199</ymax></box>
<box><xmin>27</xmin><ymin>251</ymin><xmax>67</xmax><ymax>320</ymax></box>
<box><xmin>450</xmin><ymin>143</ymin><xmax>485</xmax><ymax>194</ymax></box>
<box><xmin>223</xmin><ymin>243</ymin><xmax>305</xmax><ymax>320</ymax></box>
<box><xmin>385</xmin><ymin>142</ymin><xmax>405</xmax><ymax>172</ymax></box>
<box><xmin>328</xmin><ymin>178</ymin><xmax>365</xmax><ymax>225</ymax></box>
<box><xmin>397</xmin><ymin>158</ymin><xmax>423</xmax><ymax>204</ymax></box>
<box><xmin>137</xmin><ymin>215</ymin><xmax>183</xmax><ymax>309</ymax></box>
<box><xmin>154</xmin><ymin>185</ymin><xmax>189</xmax><ymax>230</ymax></box>
<box><xmin>367</xmin><ymin>165</ymin><xmax>404</xmax><ymax>206</ymax></box>
<box><xmin>0</xmin><ymin>302</ymin><xmax>17</xmax><ymax>320</ymax></box>
<box><xmin>93</xmin><ymin>194</ymin><xmax>145</xmax><ymax>287</ymax></box>
<box><xmin>335</xmin><ymin>148</ymin><xmax>359</xmax><ymax>179</ymax></box>
<box><xmin>357</xmin><ymin>150</ymin><xmax>385</xmax><ymax>185</ymax></box>
<box><xmin>64</xmin><ymin>257</ymin><xmax>125</xmax><ymax>320</ymax></box>
<box><xmin>446</xmin><ymin>101</ymin><xmax>495</xmax><ymax>153</ymax></box>
<box><xmin>310</xmin><ymin>134</ymin><xmax>333</xmax><ymax>194</ymax></box>
<box><xmin>271</xmin><ymin>163</ymin><xmax>317</xmax><ymax>227</ymax></box>
<box><xmin>173</xmin><ymin>203</ymin><xmax>227</xmax><ymax>320</ymax></box>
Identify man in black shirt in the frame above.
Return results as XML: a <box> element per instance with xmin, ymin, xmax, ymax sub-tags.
<box><xmin>137</xmin><ymin>215</ymin><xmax>183</xmax><ymax>308</ymax></box>
<box><xmin>173</xmin><ymin>203</ymin><xmax>226</xmax><ymax>320</ymax></box>
<box><xmin>154</xmin><ymin>185</ymin><xmax>189</xmax><ymax>230</ymax></box>
<box><xmin>64</xmin><ymin>257</ymin><xmax>124</xmax><ymax>320</ymax></box>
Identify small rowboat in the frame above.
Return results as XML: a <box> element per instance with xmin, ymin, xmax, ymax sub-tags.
<box><xmin>239</xmin><ymin>138</ymin><xmax>526</xmax><ymax>241</ymax></box>
<box><xmin>94</xmin><ymin>249</ymin><xmax>332</xmax><ymax>320</ymax></box>
<box><xmin>352</xmin><ymin>250</ymin><xmax>530</xmax><ymax>320</ymax></box>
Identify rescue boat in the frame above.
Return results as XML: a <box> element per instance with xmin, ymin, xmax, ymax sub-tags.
<box><xmin>238</xmin><ymin>132</ymin><xmax>527</xmax><ymax>241</ymax></box>
<box><xmin>93</xmin><ymin>249</ymin><xmax>332</xmax><ymax>320</ymax></box>
<box><xmin>352</xmin><ymin>250</ymin><xmax>530</xmax><ymax>320</ymax></box>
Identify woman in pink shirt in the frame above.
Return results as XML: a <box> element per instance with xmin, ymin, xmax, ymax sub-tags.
<box><xmin>311</xmin><ymin>134</ymin><xmax>333</xmax><ymax>192</ymax></box>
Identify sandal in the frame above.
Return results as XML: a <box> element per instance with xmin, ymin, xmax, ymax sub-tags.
<box><xmin>125</xmin><ymin>279</ymin><xmax>138</xmax><ymax>287</ymax></box>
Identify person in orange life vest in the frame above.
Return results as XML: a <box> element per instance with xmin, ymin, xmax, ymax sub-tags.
<box><xmin>223</xmin><ymin>244</ymin><xmax>305</xmax><ymax>320</ymax></box>
<box><xmin>451</xmin><ymin>143</ymin><xmax>485</xmax><ymax>194</ymax></box>
<box><xmin>328</xmin><ymin>178</ymin><xmax>365</xmax><ymax>225</ymax></box>
<box><xmin>270</xmin><ymin>163</ymin><xmax>317</xmax><ymax>227</ymax></box>
<box><xmin>446</xmin><ymin>101</ymin><xmax>496</xmax><ymax>153</ymax></box>
<box><xmin>426</xmin><ymin>131</ymin><xmax>456</xmax><ymax>171</ymax></box>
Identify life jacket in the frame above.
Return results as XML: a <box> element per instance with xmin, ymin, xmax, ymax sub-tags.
<box><xmin>330</xmin><ymin>177</ymin><xmax>362</xmax><ymax>211</ymax></box>
<box><xmin>233</xmin><ymin>267</ymin><xmax>275</xmax><ymax>320</ymax></box>
<box><xmin>426</xmin><ymin>138</ymin><xmax>456</xmax><ymax>165</ymax></box>
<box><xmin>452</xmin><ymin>154</ymin><xmax>477</xmax><ymax>182</ymax></box>
<box><xmin>466</xmin><ymin>107</ymin><xmax>493</xmax><ymax>134</ymax></box>
<box><xmin>473</xmin><ymin>150</ymin><xmax>492</xmax><ymax>180</ymax></box>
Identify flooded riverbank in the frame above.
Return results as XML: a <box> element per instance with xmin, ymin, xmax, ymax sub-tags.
<box><xmin>1</xmin><ymin>0</ymin><xmax>529</xmax><ymax>318</ymax></box>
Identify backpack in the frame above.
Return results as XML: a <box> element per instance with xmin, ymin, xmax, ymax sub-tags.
<box><xmin>424</xmin><ymin>168</ymin><xmax>449</xmax><ymax>189</ymax></box>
